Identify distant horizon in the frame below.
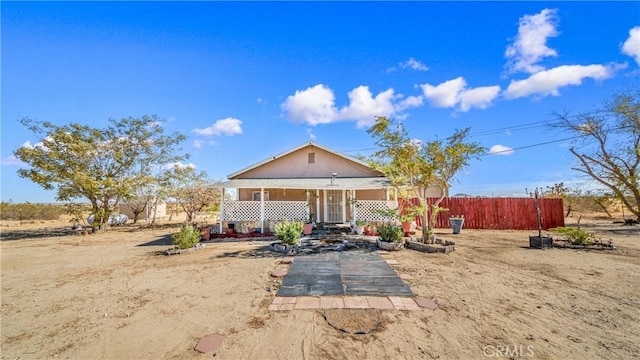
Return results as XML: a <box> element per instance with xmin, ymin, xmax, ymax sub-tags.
<box><xmin>2</xmin><ymin>2</ymin><xmax>638</xmax><ymax>203</ymax></box>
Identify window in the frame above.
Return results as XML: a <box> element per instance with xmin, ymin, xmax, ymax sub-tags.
<box><xmin>252</xmin><ymin>191</ymin><xmax>269</xmax><ymax>201</ymax></box>
<box><xmin>308</xmin><ymin>152</ymin><xmax>315</xmax><ymax>164</ymax></box>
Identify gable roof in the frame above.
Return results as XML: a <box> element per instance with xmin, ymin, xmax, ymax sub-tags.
<box><xmin>227</xmin><ymin>141</ymin><xmax>375</xmax><ymax>179</ymax></box>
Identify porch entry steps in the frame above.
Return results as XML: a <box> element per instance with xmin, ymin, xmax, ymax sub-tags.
<box><xmin>277</xmin><ymin>250</ymin><xmax>413</xmax><ymax>297</ymax></box>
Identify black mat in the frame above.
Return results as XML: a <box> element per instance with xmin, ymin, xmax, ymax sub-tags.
<box><xmin>277</xmin><ymin>249</ymin><xmax>413</xmax><ymax>297</ymax></box>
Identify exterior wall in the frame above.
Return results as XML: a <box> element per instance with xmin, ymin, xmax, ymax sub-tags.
<box><xmin>232</xmin><ymin>144</ymin><xmax>381</xmax><ymax>179</ymax></box>
<box><xmin>355</xmin><ymin>189</ymin><xmax>387</xmax><ymax>200</ymax></box>
<box><xmin>238</xmin><ymin>188</ymin><xmax>308</xmax><ymax>201</ymax></box>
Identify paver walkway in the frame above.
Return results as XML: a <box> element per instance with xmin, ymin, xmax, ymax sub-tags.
<box><xmin>277</xmin><ymin>249</ymin><xmax>413</xmax><ymax>297</ymax></box>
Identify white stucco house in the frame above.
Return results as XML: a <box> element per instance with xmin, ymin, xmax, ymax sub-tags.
<box><xmin>215</xmin><ymin>142</ymin><xmax>402</xmax><ymax>233</ymax></box>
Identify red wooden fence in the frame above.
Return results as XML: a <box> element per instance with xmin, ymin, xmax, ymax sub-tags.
<box><xmin>398</xmin><ymin>197</ymin><xmax>565</xmax><ymax>230</ymax></box>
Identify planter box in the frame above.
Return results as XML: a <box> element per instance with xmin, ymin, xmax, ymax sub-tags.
<box><xmin>269</xmin><ymin>242</ymin><xmax>298</xmax><ymax>254</ymax></box>
<box><xmin>529</xmin><ymin>236</ymin><xmax>553</xmax><ymax>249</ymax></box>
<box><xmin>166</xmin><ymin>243</ymin><xmax>206</xmax><ymax>256</ymax></box>
<box><xmin>376</xmin><ymin>239</ymin><xmax>404</xmax><ymax>251</ymax></box>
<box><xmin>406</xmin><ymin>240</ymin><xmax>455</xmax><ymax>253</ymax></box>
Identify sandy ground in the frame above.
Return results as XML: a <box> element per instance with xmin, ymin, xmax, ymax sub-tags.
<box><xmin>1</xmin><ymin>218</ymin><xmax>639</xmax><ymax>359</ymax></box>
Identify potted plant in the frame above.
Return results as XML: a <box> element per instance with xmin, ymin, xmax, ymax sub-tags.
<box><xmin>399</xmin><ymin>213</ymin><xmax>415</xmax><ymax>234</ymax></box>
<box><xmin>376</xmin><ymin>223</ymin><xmax>405</xmax><ymax>251</ymax></box>
<box><xmin>399</xmin><ymin>204</ymin><xmax>424</xmax><ymax>234</ymax></box>
<box><xmin>354</xmin><ymin>219</ymin><xmax>366</xmax><ymax>235</ymax></box>
<box><xmin>272</xmin><ymin>219</ymin><xmax>303</xmax><ymax>253</ymax></box>
<box><xmin>449</xmin><ymin>215</ymin><xmax>465</xmax><ymax>234</ymax></box>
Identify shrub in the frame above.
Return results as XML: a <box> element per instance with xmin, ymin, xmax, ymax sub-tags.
<box><xmin>171</xmin><ymin>225</ymin><xmax>201</xmax><ymax>249</ymax></box>
<box><xmin>377</xmin><ymin>224</ymin><xmax>404</xmax><ymax>242</ymax></box>
<box><xmin>549</xmin><ymin>227</ymin><xmax>596</xmax><ymax>245</ymax></box>
<box><xmin>275</xmin><ymin>219</ymin><xmax>303</xmax><ymax>245</ymax></box>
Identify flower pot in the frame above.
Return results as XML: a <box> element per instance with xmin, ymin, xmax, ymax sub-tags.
<box><xmin>449</xmin><ymin>218</ymin><xmax>464</xmax><ymax>234</ymax></box>
<box><xmin>200</xmin><ymin>226</ymin><xmax>211</xmax><ymax>241</ymax></box>
<box><xmin>354</xmin><ymin>225</ymin><xmax>365</xmax><ymax>235</ymax></box>
<box><xmin>401</xmin><ymin>222</ymin><xmax>413</xmax><ymax>233</ymax></box>
<box><xmin>303</xmin><ymin>223</ymin><xmax>313</xmax><ymax>235</ymax></box>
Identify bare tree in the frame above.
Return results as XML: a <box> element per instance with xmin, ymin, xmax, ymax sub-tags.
<box><xmin>165</xmin><ymin>166</ymin><xmax>220</xmax><ymax>225</ymax></box>
<box><xmin>553</xmin><ymin>86</ymin><xmax>640</xmax><ymax>221</ymax></box>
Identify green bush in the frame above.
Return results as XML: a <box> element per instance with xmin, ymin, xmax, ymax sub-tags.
<box><xmin>549</xmin><ymin>227</ymin><xmax>596</xmax><ymax>245</ymax></box>
<box><xmin>171</xmin><ymin>225</ymin><xmax>201</xmax><ymax>249</ymax></box>
<box><xmin>377</xmin><ymin>224</ymin><xmax>404</xmax><ymax>243</ymax></box>
<box><xmin>275</xmin><ymin>219</ymin><xmax>303</xmax><ymax>245</ymax></box>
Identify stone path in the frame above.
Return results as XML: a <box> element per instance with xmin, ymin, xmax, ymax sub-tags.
<box><xmin>277</xmin><ymin>250</ymin><xmax>413</xmax><ymax>297</ymax></box>
<box><xmin>268</xmin><ymin>249</ymin><xmax>439</xmax><ymax>311</ymax></box>
<box><xmin>268</xmin><ymin>295</ymin><xmax>436</xmax><ymax>311</ymax></box>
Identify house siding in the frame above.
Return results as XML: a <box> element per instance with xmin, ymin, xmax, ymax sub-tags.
<box><xmin>232</xmin><ymin>144</ymin><xmax>380</xmax><ymax>179</ymax></box>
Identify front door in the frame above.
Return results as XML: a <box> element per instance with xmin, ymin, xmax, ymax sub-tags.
<box><xmin>325</xmin><ymin>190</ymin><xmax>344</xmax><ymax>223</ymax></box>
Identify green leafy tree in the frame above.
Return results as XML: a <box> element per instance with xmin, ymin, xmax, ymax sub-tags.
<box><xmin>367</xmin><ymin>116</ymin><xmax>485</xmax><ymax>243</ymax></box>
<box><xmin>553</xmin><ymin>86</ymin><xmax>640</xmax><ymax>221</ymax></box>
<box><xmin>14</xmin><ymin>115</ymin><xmax>187</xmax><ymax>231</ymax></box>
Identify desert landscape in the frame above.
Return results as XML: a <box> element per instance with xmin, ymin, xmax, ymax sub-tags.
<box><xmin>1</xmin><ymin>216</ymin><xmax>638</xmax><ymax>360</ymax></box>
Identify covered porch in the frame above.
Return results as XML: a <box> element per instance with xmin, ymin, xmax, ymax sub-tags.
<box><xmin>216</xmin><ymin>177</ymin><xmax>398</xmax><ymax>234</ymax></box>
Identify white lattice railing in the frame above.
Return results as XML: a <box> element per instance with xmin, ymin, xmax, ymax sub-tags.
<box><xmin>222</xmin><ymin>201</ymin><xmax>308</xmax><ymax>221</ymax></box>
<box><xmin>265</xmin><ymin>201</ymin><xmax>308</xmax><ymax>221</ymax></box>
<box><xmin>355</xmin><ymin>200</ymin><xmax>398</xmax><ymax>222</ymax></box>
<box><xmin>222</xmin><ymin>201</ymin><xmax>260</xmax><ymax>221</ymax></box>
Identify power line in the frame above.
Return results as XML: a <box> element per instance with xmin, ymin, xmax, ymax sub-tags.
<box><xmin>482</xmin><ymin>135</ymin><xmax>584</xmax><ymax>156</ymax></box>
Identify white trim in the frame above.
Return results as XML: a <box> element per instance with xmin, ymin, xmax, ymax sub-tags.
<box><xmin>260</xmin><ymin>188</ymin><xmax>265</xmax><ymax>234</ymax></box>
<box><xmin>316</xmin><ymin>188</ymin><xmax>320</xmax><ymax>223</ymax></box>
<box><xmin>219</xmin><ymin>188</ymin><xmax>225</xmax><ymax>234</ymax></box>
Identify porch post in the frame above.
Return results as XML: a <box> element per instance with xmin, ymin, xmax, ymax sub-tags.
<box><xmin>342</xmin><ymin>190</ymin><xmax>347</xmax><ymax>223</ymax></box>
<box><xmin>323</xmin><ymin>190</ymin><xmax>327</xmax><ymax>222</ymax></box>
<box><xmin>219</xmin><ymin>188</ymin><xmax>225</xmax><ymax>234</ymax></box>
<box><xmin>351</xmin><ymin>189</ymin><xmax>357</xmax><ymax>224</ymax></box>
<box><xmin>316</xmin><ymin>189</ymin><xmax>320</xmax><ymax>223</ymax></box>
<box><xmin>260</xmin><ymin>188</ymin><xmax>265</xmax><ymax>234</ymax></box>
<box><xmin>306</xmin><ymin>190</ymin><xmax>310</xmax><ymax>221</ymax></box>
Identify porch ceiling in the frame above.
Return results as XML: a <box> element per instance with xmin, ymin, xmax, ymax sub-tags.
<box><xmin>216</xmin><ymin>177</ymin><xmax>391</xmax><ymax>190</ymax></box>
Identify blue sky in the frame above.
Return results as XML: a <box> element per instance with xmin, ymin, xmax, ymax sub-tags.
<box><xmin>2</xmin><ymin>1</ymin><xmax>639</xmax><ymax>203</ymax></box>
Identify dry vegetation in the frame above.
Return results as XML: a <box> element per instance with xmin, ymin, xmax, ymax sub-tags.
<box><xmin>1</xmin><ymin>211</ymin><xmax>638</xmax><ymax>359</ymax></box>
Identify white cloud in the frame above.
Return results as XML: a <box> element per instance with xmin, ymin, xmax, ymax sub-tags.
<box><xmin>193</xmin><ymin>139</ymin><xmax>204</xmax><ymax>149</ymax></box>
<box><xmin>165</xmin><ymin>162</ymin><xmax>196</xmax><ymax>169</ymax></box>
<box><xmin>421</xmin><ymin>77</ymin><xmax>466</xmax><ymax>108</ymax></box>
<box><xmin>281</xmin><ymin>84</ymin><xmax>424</xmax><ymax>128</ymax></box>
<box><xmin>192</xmin><ymin>117</ymin><xmax>243</xmax><ymax>136</ymax></box>
<box><xmin>306</xmin><ymin>128</ymin><xmax>316</xmax><ymax>140</ymax></box>
<box><xmin>621</xmin><ymin>26</ymin><xmax>640</xmax><ymax>66</ymax></box>
<box><xmin>489</xmin><ymin>145</ymin><xmax>515</xmax><ymax>156</ymax></box>
<box><xmin>281</xmin><ymin>84</ymin><xmax>338</xmax><ymax>125</ymax></box>
<box><xmin>396</xmin><ymin>95</ymin><xmax>424</xmax><ymax>112</ymax></box>
<box><xmin>504</xmin><ymin>64</ymin><xmax>621</xmax><ymax>99</ymax></box>
<box><xmin>420</xmin><ymin>77</ymin><xmax>500</xmax><ymax>112</ymax></box>
<box><xmin>459</xmin><ymin>86</ymin><xmax>502</xmax><ymax>112</ymax></box>
<box><xmin>505</xmin><ymin>8</ymin><xmax>559</xmax><ymax>74</ymax></box>
<box><xmin>339</xmin><ymin>86</ymin><xmax>398</xmax><ymax>128</ymax></box>
<box><xmin>1</xmin><ymin>155</ymin><xmax>25</xmax><ymax>166</ymax></box>
<box><xmin>400</xmin><ymin>57</ymin><xmax>429</xmax><ymax>72</ymax></box>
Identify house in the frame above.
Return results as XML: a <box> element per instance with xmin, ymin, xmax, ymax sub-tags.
<box><xmin>216</xmin><ymin>142</ymin><xmax>400</xmax><ymax>233</ymax></box>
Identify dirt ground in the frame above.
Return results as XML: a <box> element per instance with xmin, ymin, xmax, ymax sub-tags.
<box><xmin>1</xmin><ymin>217</ymin><xmax>638</xmax><ymax>359</ymax></box>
